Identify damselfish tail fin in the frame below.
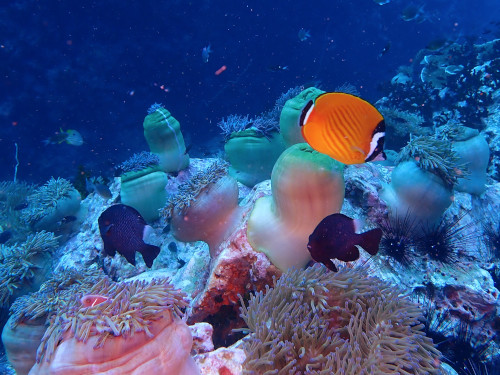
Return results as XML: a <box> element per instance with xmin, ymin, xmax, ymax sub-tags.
<box><xmin>139</xmin><ymin>244</ymin><xmax>161</xmax><ymax>268</ymax></box>
<box><xmin>358</xmin><ymin>228</ymin><xmax>383</xmax><ymax>256</ymax></box>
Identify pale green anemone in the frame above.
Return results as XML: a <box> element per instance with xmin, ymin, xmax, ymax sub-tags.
<box><xmin>279</xmin><ymin>87</ymin><xmax>325</xmax><ymax>147</ymax></box>
<box><xmin>380</xmin><ymin>160</ymin><xmax>453</xmax><ymax>230</ymax></box>
<box><xmin>120</xmin><ymin>166</ymin><xmax>168</xmax><ymax>222</ymax></box>
<box><xmin>143</xmin><ymin>106</ymin><xmax>189</xmax><ymax>173</ymax></box>
<box><xmin>247</xmin><ymin>143</ymin><xmax>345</xmax><ymax>271</ymax></box>
<box><xmin>451</xmin><ymin>127</ymin><xmax>490</xmax><ymax>196</ymax></box>
<box><xmin>224</xmin><ymin>129</ymin><xmax>286</xmax><ymax>187</ymax></box>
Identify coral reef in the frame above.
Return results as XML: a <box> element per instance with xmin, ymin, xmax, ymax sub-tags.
<box><xmin>20</xmin><ymin>177</ymin><xmax>82</xmax><ymax>233</ymax></box>
<box><xmin>239</xmin><ymin>264</ymin><xmax>441</xmax><ymax>374</ymax></box>
<box><xmin>0</xmin><ymin>231</ymin><xmax>59</xmax><ymax>307</ymax></box>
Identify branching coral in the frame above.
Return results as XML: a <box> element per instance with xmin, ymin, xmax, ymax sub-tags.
<box><xmin>395</xmin><ymin>135</ymin><xmax>467</xmax><ymax>188</ymax></box>
<box><xmin>239</xmin><ymin>264</ymin><xmax>441</xmax><ymax>374</ymax></box>
<box><xmin>117</xmin><ymin>151</ymin><xmax>160</xmax><ymax>174</ymax></box>
<box><xmin>0</xmin><ymin>231</ymin><xmax>59</xmax><ymax>307</ymax></box>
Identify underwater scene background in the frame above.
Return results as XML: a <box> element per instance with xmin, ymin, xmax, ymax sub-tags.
<box><xmin>1</xmin><ymin>0</ymin><xmax>500</xmax><ymax>374</ymax></box>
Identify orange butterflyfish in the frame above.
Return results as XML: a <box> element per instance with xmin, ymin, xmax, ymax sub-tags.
<box><xmin>81</xmin><ymin>294</ymin><xmax>109</xmax><ymax>307</ymax></box>
<box><xmin>299</xmin><ymin>92</ymin><xmax>386</xmax><ymax>165</ymax></box>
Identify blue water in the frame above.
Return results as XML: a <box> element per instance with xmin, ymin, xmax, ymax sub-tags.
<box><xmin>1</xmin><ymin>0</ymin><xmax>499</xmax><ymax>182</ymax></box>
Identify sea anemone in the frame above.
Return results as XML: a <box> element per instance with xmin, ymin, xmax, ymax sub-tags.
<box><xmin>117</xmin><ymin>151</ymin><xmax>160</xmax><ymax>174</ymax></box>
<box><xmin>20</xmin><ymin>177</ymin><xmax>81</xmax><ymax>233</ymax></box>
<box><xmin>279</xmin><ymin>86</ymin><xmax>325</xmax><ymax>147</ymax></box>
<box><xmin>246</xmin><ymin>143</ymin><xmax>345</xmax><ymax>271</ymax></box>
<box><xmin>224</xmin><ymin>129</ymin><xmax>286</xmax><ymax>187</ymax></box>
<box><xmin>0</xmin><ymin>231</ymin><xmax>59</xmax><ymax>307</ymax></box>
<box><xmin>395</xmin><ymin>135</ymin><xmax>467</xmax><ymax>188</ymax></box>
<box><xmin>120</xmin><ymin>166</ymin><xmax>169</xmax><ymax>222</ymax></box>
<box><xmin>161</xmin><ymin>160</ymin><xmax>244</xmax><ymax>257</ymax></box>
<box><xmin>239</xmin><ymin>264</ymin><xmax>441</xmax><ymax>374</ymax></box>
<box><xmin>380</xmin><ymin>160</ymin><xmax>454</xmax><ymax>230</ymax></box>
<box><xmin>2</xmin><ymin>268</ymin><xmax>103</xmax><ymax>375</ymax></box>
<box><xmin>30</xmin><ymin>277</ymin><xmax>199</xmax><ymax>374</ymax></box>
<box><xmin>143</xmin><ymin>105</ymin><xmax>189</xmax><ymax>173</ymax></box>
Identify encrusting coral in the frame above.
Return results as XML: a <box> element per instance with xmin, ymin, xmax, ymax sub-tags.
<box><xmin>161</xmin><ymin>160</ymin><xmax>245</xmax><ymax>257</ymax></box>
<box><xmin>239</xmin><ymin>264</ymin><xmax>441</xmax><ymax>374</ymax></box>
<box><xmin>20</xmin><ymin>177</ymin><xmax>81</xmax><ymax>233</ymax></box>
<box><xmin>0</xmin><ymin>231</ymin><xmax>59</xmax><ymax>307</ymax></box>
<box><xmin>29</xmin><ymin>276</ymin><xmax>199</xmax><ymax>375</ymax></box>
<box><xmin>246</xmin><ymin>143</ymin><xmax>345</xmax><ymax>271</ymax></box>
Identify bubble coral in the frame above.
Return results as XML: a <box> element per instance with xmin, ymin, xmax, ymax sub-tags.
<box><xmin>30</xmin><ymin>277</ymin><xmax>199</xmax><ymax>375</ymax></box>
<box><xmin>143</xmin><ymin>105</ymin><xmax>189</xmax><ymax>173</ymax></box>
<box><xmin>239</xmin><ymin>264</ymin><xmax>441</xmax><ymax>374</ymax></box>
<box><xmin>20</xmin><ymin>177</ymin><xmax>81</xmax><ymax>232</ymax></box>
<box><xmin>161</xmin><ymin>160</ymin><xmax>244</xmax><ymax>257</ymax></box>
<box><xmin>246</xmin><ymin>143</ymin><xmax>345</xmax><ymax>271</ymax></box>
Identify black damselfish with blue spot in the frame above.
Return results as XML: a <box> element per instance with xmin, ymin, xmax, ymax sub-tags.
<box><xmin>98</xmin><ymin>204</ymin><xmax>160</xmax><ymax>268</ymax></box>
<box><xmin>307</xmin><ymin>213</ymin><xmax>382</xmax><ymax>271</ymax></box>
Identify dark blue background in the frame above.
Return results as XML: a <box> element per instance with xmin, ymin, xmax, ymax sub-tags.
<box><xmin>1</xmin><ymin>0</ymin><xmax>499</xmax><ymax>183</ymax></box>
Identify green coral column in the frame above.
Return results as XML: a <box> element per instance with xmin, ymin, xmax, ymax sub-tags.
<box><xmin>143</xmin><ymin>107</ymin><xmax>189</xmax><ymax>173</ymax></box>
